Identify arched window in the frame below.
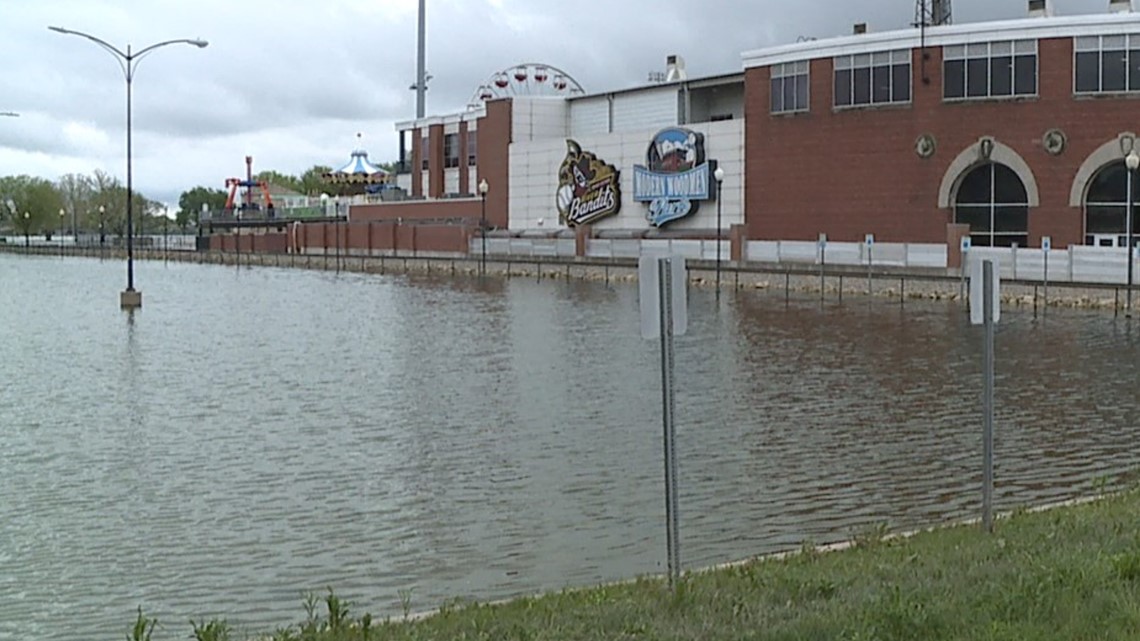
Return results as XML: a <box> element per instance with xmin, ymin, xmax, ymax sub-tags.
<box><xmin>953</xmin><ymin>162</ymin><xmax>1029</xmax><ymax>247</ymax></box>
<box><xmin>1084</xmin><ymin>162</ymin><xmax>1139</xmax><ymax>247</ymax></box>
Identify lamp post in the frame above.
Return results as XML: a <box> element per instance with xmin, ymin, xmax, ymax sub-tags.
<box><xmin>163</xmin><ymin>206</ymin><xmax>169</xmax><ymax>261</ymax></box>
<box><xmin>50</xmin><ymin>26</ymin><xmax>208</xmax><ymax>309</ymax></box>
<box><xmin>1127</xmin><ymin>150</ymin><xmax>1139</xmax><ymax>318</ymax></box>
<box><xmin>98</xmin><ymin>205</ymin><xmax>106</xmax><ymax>259</ymax></box>
<box><xmin>23</xmin><ymin>212</ymin><xmax>29</xmax><ymax>248</ymax></box>
<box><xmin>478</xmin><ymin>178</ymin><xmax>489</xmax><ymax>275</ymax></box>
<box><xmin>713</xmin><ymin>166</ymin><xmax>725</xmax><ymax>299</ymax></box>
<box><xmin>58</xmin><ymin>208</ymin><xmax>65</xmax><ymax>256</ymax></box>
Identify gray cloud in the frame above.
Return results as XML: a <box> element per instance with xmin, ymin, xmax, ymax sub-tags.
<box><xmin>0</xmin><ymin>0</ymin><xmax>1120</xmax><ymax>208</ymax></box>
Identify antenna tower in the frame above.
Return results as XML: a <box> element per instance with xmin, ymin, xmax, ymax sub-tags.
<box><xmin>914</xmin><ymin>0</ymin><xmax>952</xmax><ymax>27</ymax></box>
<box><xmin>913</xmin><ymin>0</ymin><xmax>952</xmax><ymax>85</ymax></box>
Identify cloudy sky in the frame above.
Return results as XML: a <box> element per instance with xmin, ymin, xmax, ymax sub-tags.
<box><xmin>0</xmin><ymin>0</ymin><xmax>1114</xmax><ymax>210</ymax></box>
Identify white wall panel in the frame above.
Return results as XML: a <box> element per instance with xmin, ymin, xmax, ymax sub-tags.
<box><xmin>512</xmin><ymin>98</ymin><xmax>569</xmax><ymax>142</ymax></box>
<box><xmin>570</xmin><ymin>98</ymin><xmax>609</xmax><ymax>137</ymax></box>
<box><xmin>444</xmin><ymin>169</ymin><xmax>459</xmax><ymax>195</ymax></box>
<box><xmin>509</xmin><ymin>119</ymin><xmax>745</xmax><ymax>233</ymax></box>
<box><xmin>611</xmin><ymin>86</ymin><xmax>678</xmax><ymax>133</ymax></box>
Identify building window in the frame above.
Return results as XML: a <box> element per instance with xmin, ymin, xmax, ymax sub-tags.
<box><xmin>943</xmin><ymin>40</ymin><xmax>1037</xmax><ymax>100</ymax></box>
<box><xmin>834</xmin><ymin>50</ymin><xmax>911</xmax><ymax>107</ymax></box>
<box><xmin>954</xmin><ymin>162</ymin><xmax>1029</xmax><ymax>247</ymax></box>
<box><xmin>770</xmin><ymin>61</ymin><xmax>809</xmax><ymax>114</ymax></box>
<box><xmin>467</xmin><ymin>130</ymin><xmax>477</xmax><ymax>166</ymax></box>
<box><xmin>1084</xmin><ymin>162</ymin><xmax>1140</xmax><ymax>246</ymax></box>
<box><xmin>420</xmin><ymin>136</ymin><xmax>429</xmax><ymax>171</ymax></box>
<box><xmin>444</xmin><ymin>133</ymin><xmax>459</xmax><ymax>169</ymax></box>
<box><xmin>1074</xmin><ymin>35</ymin><xmax>1140</xmax><ymax>94</ymax></box>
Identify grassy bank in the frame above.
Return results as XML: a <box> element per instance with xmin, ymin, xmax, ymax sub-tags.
<box><xmin>144</xmin><ymin>490</ymin><xmax>1140</xmax><ymax>641</ymax></box>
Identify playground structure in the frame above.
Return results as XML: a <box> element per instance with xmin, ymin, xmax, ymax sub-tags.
<box><xmin>223</xmin><ymin>156</ymin><xmax>275</xmax><ymax>218</ymax></box>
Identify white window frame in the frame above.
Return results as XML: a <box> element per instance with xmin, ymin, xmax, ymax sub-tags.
<box><xmin>943</xmin><ymin>39</ymin><xmax>1038</xmax><ymax>101</ymax></box>
<box><xmin>1073</xmin><ymin>34</ymin><xmax>1140</xmax><ymax>95</ymax></box>
<box><xmin>833</xmin><ymin>49</ymin><xmax>912</xmax><ymax>108</ymax></box>
<box><xmin>770</xmin><ymin>61</ymin><xmax>810</xmax><ymax>114</ymax></box>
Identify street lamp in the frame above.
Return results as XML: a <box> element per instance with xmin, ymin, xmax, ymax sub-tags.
<box><xmin>98</xmin><ymin>205</ymin><xmax>106</xmax><ymax>257</ymax></box>
<box><xmin>58</xmin><ymin>208</ymin><xmax>65</xmax><ymax>256</ymax></box>
<box><xmin>50</xmin><ymin>26</ymin><xmax>208</xmax><ymax>309</ymax></box>
<box><xmin>713</xmin><ymin>166</ymin><xmax>725</xmax><ymax>299</ymax></box>
<box><xmin>1126</xmin><ymin>150</ymin><xmax>1139</xmax><ymax>318</ymax></box>
<box><xmin>478</xmin><ymin>178</ymin><xmax>489</xmax><ymax>275</ymax></box>
<box><xmin>163</xmin><ymin>205</ymin><xmax>169</xmax><ymax>261</ymax></box>
<box><xmin>23</xmin><ymin>212</ymin><xmax>29</xmax><ymax>248</ymax></box>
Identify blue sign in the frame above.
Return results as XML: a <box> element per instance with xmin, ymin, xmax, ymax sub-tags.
<box><xmin>633</xmin><ymin>128</ymin><xmax>717</xmax><ymax>228</ymax></box>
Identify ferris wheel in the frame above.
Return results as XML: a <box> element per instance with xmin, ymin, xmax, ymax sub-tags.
<box><xmin>467</xmin><ymin>63</ymin><xmax>585</xmax><ymax>109</ymax></box>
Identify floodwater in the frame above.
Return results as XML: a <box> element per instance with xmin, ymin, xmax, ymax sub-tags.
<box><xmin>1</xmin><ymin>252</ymin><xmax>1138</xmax><ymax>640</ymax></box>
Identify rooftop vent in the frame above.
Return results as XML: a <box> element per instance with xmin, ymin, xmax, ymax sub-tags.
<box><xmin>1110</xmin><ymin>0</ymin><xmax>1133</xmax><ymax>12</ymax></box>
<box><xmin>665</xmin><ymin>55</ymin><xmax>687</xmax><ymax>82</ymax></box>
<box><xmin>1028</xmin><ymin>0</ymin><xmax>1052</xmax><ymax>17</ymax></box>
<box><xmin>853</xmin><ymin>23</ymin><xmax>868</xmax><ymax>34</ymax></box>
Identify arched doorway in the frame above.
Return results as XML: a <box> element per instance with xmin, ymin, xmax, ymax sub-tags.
<box><xmin>1084</xmin><ymin>162</ymin><xmax>1137</xmax><ymax>247</ymax></box>
<box><xmin>954</xmin><ymin>162</ymin><xmax>1029</xmax><ymax>247</ymax></box>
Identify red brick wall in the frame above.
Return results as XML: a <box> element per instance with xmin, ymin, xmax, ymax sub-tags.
<box><xmin>745</xmin><ymin>36</ymin><xmax>1140</xmax><ymax>249</ymax></box>
<box><xmin>274</xmin><ymin>220</ymin><xmax>473</xmax><ymax>254</ymax></box>
<box><xmin>478</xmin><ymin>99</ymin><xmax>512</xmax><ymax>229</ymax></box>
<box><xmin>351</xmin><ymin>199</ymin><xmax>481</xmax><ymax>223</ymax></box>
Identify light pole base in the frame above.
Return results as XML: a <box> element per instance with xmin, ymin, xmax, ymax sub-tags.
<box><xmin>120</xmin><ymin>289</ymin><xmax>142</xmax><ymax>309</ymax></box>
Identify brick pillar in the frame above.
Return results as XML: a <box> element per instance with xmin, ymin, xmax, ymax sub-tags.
<box><xmin>730</xmin><ymin>224</ymin><xmax>747</xmax><ymax>262</ymax></box>
<box><xmin>429</xmin><ymin>124</ymin><xmax>444</xmax><ymax>199</ymax></box>
<box><xmin>947</xmin><ymin>223</ymin><xmax>970</xmax><ymax>269</ymax></box>
<box><xmin>411</xmin><ymin>128</ymin><xmax>423</xmax><ymax>198</ymax></box>
<box><xmin>458</xmin><ymin>121</ymin><xmax>470</xmax><ymax>196</ymax></box>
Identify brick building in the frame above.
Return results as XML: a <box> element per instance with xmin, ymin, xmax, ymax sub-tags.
<box><xmin>346</xmin><ymin>2</ymin><xmax>1140</xmax><ymax>258</ymax></box>
<box><xmin>745</xmin><ymin>1</ymin><xmax>1140</xmax><ymax>251</ymax></box>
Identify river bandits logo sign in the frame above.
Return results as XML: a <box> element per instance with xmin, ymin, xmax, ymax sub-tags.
<box><xmin>556</xmin><ymin>140</ymin><xmax>621</xmax><ymax>227</ymax></box>
<box><xmin>633</xmin><ymin>127</ymin><xmax>716</xmax><ymax>227</ymax></box>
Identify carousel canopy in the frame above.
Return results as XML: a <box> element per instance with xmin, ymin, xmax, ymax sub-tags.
<box><xmin>323</xmin><ymin>133</ymin><xmax>390</xmax><ymax>184</ymax></box>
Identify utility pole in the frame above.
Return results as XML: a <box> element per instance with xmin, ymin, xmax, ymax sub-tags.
<box><xmin>412</xmin><ymin>0</ymin><xmax>428</xmax><ymax>119</ymax></box>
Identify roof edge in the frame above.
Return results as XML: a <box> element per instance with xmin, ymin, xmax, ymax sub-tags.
<box><xmin>742</xmin><ymin>12</ymin><xmax>1140</xmax><ymax>68</ymax></box>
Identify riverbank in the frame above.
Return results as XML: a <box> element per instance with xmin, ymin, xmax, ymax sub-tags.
<box><xmin>5</xmin><ymin>244</ymin><xmax>1140</xmax><ymax>313</ymax></box>
<box><xmin>140</xmin><ymin>487</ymin><xmax>1140</xmax><ymax>641</ymax></box>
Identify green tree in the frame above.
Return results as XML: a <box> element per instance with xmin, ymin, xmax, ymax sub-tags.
<box><xmin>299</xmin><ymin>165</ymin><xmax>334</xmax><ymax>196</ymax></box>
<box><xmin>56</xmin><ymin>173</ymin><xmax>94</xmax><ymax>234</ymax></box>
<box><xmin>0</xmin><ymin>175</ymin><xmax>64</xmax><ymax>235</ymax></box>
<box><xmin>176</xmin><ymin>186</ymin><xmax>228</xmax><ymax>229</ymax></box>
<box><xmin>255</xmin><ymin>170</ymin><xmax>303</xmax><ymax>194</ymax></box>
<box><xmin>90</xmin><ymin>169</ymin><xmax>129</xmax><ymax>238</ymax></box>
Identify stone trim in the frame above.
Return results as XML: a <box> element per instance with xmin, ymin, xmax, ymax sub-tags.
<box><xmin>937</xmin><ymin>137</ymin><xmax>1040</xmax><ymax>209</ymax></box>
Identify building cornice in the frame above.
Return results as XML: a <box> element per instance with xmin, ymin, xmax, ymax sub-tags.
<box><xmin>395</xmin><ymin>107</ymin><xmax>487</xmax><ymax>132</ymax></box>
<box><xmin>743</xmin><ymin>12</ymin><xmax>1140</xmax><ymax>68</ymax></box>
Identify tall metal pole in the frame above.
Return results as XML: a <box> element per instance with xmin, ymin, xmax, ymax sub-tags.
<box><xmin>982</xmin><ymin>259</ymin><xmax>995</xmax><ymax>534</ymax></box>
<box><xmin>658</xmin><ymin>258</ymin><xmax>680</xmax><ymax>589</ymax></box>
<box><xmin>416</xmin><ymin>0</ymin><xmax>427</xmax><ymax>119</ymax></box>
<box><xmin>1129</xmin><ymin>166</ymin><xmax>1135</xmax><ymax>319</ymax></box>
<box><xmin>480</xmin><ymin>192</ymin><xmax>487</xmax><ymax>275</ymax></box>
<box><xmin>715</xmin><ymin>179</ymin><xmax>723</xmax><ymax>300</ymax></box>
<box><xmin>126</xmin><ymin>48</ymin><xmax>135</xmax><ymax>292</ymax></box>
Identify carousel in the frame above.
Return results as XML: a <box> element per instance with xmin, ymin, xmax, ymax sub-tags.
<box><xmin>322</xmin><ymin>133</ymin><xmax>393</xmax><ymax>196</ymax></box>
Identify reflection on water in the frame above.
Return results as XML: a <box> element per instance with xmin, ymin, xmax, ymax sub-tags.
<box><xmin>1</xmin><ymin>253</ymin><xmax>1138</xmax><ymax>641</ymax></box>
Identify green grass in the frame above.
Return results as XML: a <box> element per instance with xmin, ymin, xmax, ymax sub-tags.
<box><xmin>141</xmin><ymin>489</ymin><xmax>1140</xmax><ymax>640</ymax></box>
